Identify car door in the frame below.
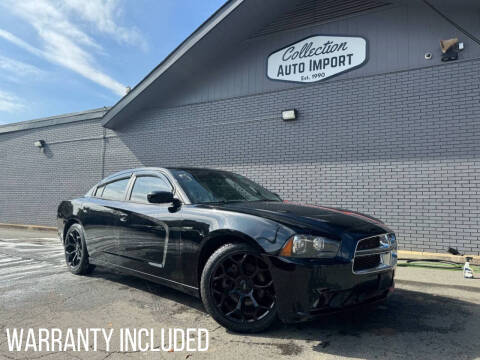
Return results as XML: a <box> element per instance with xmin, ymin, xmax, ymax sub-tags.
<box><xmin>115</xmin><ymin>172</ymin><xmax>184</xmax><ymax>282</ymax></box>
<box><xmin>83</xmin><ymin>176</ymin><xmax>132</xmax><ymax>264</ymax></box>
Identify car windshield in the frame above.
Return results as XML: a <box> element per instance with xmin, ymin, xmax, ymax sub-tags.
<box><xmin>170</xmin><ymin>169</ymin><xmax>282</xmax><ymax>204</ymax></box>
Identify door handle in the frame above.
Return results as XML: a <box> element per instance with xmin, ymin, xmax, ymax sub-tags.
<box><xmin>119</xmin><ymin>215</ymin><xmax>128</xmax><ymax>222</ymax></box>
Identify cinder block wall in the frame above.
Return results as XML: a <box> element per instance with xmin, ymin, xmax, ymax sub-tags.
<box><xmin>0</xmin><ymin>119</ymin><xmax>104</xmax><ymax>225</ymax></box>
<box><xmin>0</xmin><ymin>60</ymin><xmax>478</xmax><ymax>255</ymax></box>
<box><xmin>105</xmin><ymin>59</ymin><xmax>480</xmax><ymax>255</ymax></box>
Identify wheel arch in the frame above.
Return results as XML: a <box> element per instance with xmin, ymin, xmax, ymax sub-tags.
<box><xmin>62</xmin><ymin>218</ymin><xmax>82</xmax><ymax>244</ymax></box>
<box><xmin>58</xmin><ymin>199</ymin><xmax>84</xmax><ymax>244</ymax></box>
<box><xmin>197</xmin><ymin>229</ymin><xmax>264</xmax><ymax>284</ymax></box>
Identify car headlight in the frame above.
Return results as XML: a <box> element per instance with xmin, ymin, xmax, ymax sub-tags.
<box><xmin>279</xmin><ymin>235</ymin><xmax>340</xmax><ymax>258</ymax></box>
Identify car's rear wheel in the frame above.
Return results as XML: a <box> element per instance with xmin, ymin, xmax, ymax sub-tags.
<box><xmin>200</xmin><ymin>243</ymin><xmax>277</xmax><ymax>333</ymax></box>
<box><xmin>64</xmin><ymin>223</ymin><xmax>92</xmax><ymax>275</ymax></box>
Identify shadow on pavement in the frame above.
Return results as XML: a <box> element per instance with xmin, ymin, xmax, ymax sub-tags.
<box><xmin>89</xmin><ymin>265</ymin><xmax>206</xmax><ymax>313</ymax></box>
<box><xmin>90</xmin><ymin>266</ymin><xmax>480</xmax><ymax>359</ymax></box>
<box><xmin>257</xmin><ymin>288</ymin><xmax>480</xmax><ymax>359</ymax></box>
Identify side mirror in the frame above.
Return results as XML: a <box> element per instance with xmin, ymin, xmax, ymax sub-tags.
<box><xmin>147</xmin><ymin>191</ymin><xmax>174</xmax><ymax>204</ymax></box>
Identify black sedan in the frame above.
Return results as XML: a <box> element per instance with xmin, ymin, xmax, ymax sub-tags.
<box><xmin>57</xmin><ymin>167</ymin><xmax>397</xmax><ymax>332</ymax></box>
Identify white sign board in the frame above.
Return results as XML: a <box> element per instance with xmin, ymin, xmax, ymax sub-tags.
<box><xmin>267</xmin><ymin>35</ymin><xmax>367</xmax><ymax>83</ymax></box>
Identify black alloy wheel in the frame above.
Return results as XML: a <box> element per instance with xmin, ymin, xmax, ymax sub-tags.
<box><xmin>64</xmin><ymin>223</ymin><xmax>92</xmax><ymax>275</ymax></box>
<box><xmin>200</xmin><ymin>243</ymin><xmax>277</xmax><ymax>333</ymax></box>
<box><xmin>65</xmin><ymin>228</ymin><xmax>83</xmax><ymax>268</ymax></box>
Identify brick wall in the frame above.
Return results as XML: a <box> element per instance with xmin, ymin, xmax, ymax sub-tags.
<box><xmin>0</xmin><ymin>59</ymin><xmax>479</xmax><ymax>254</ymax></box>
<box><xmin>106</xmin><ymin>59</ymin><xmax>480</xmax><ymax>254</ymax></box>
<box><xmin>0</xmin><ymin>119</ymin><xmax>104</xmax><ymax>225</ymax></box>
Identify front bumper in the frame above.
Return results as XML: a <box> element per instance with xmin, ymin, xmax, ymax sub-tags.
<box><xmin>266</xmin><ymin>256</ymin><xmax>395</xmax><ymax>323</ymax></box>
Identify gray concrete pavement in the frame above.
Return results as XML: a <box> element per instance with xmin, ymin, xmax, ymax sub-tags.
<box><xmin>0</xmin><ymin>227</ymin><xmax>479</xmax><ymax>360</ymax></box>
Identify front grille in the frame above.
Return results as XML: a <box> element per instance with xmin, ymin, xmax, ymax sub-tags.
<box><xmin>353</xmin><ymin>254</ymin><xmax>380</xmax><ymax>272</ymax></box>
<box><xmin>352</xmin><ymin>234</ymin><xmax>396</xmax><ymax>274</ymax></box>
<box><xmin>356</xmin><ymin>236</ymin><xmax>380</xmax><ymax>251</ymax></box>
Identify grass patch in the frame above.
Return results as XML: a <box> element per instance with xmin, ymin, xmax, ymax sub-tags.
<box><xmin>398</xmin><ymin>260</ymin><xmax>480</xmax><ymax>272</ymax></box>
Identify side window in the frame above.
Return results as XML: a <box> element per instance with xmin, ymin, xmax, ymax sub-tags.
<box><xmin>130</xmin><ymin>176</ymin><xmax>172</xmax><ymax>203</ymax></box>
<box><xmin>102</xmin><ymin>178</ymin><xmax>130</xmax><ymax>201</ymax></box>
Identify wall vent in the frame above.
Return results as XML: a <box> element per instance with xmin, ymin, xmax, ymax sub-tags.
<box><xmin>251</xmin><ymin>0</ymin><xmax>391</xmax><ymax>38</ymax></box>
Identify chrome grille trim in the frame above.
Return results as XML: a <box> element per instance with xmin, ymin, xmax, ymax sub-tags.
<box><xmin>352</xmin><ymin>233</ymin><xmax>396</xmax><ymax>274</ymax></box>
<box><xmin>355</xmin><ymin>246</ymin><xmax>393</xmax><ymax>257</ymax></box>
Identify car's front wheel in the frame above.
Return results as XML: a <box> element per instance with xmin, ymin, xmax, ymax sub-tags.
<box><xmin>64</xmin><ymin>223</ymin><xmax>92</xmax><ymax>275</ymax></box>
<box><xmin>200</xmin><ymin>243</ymin><xmax>277</xmax><ymax>333</ymax></box>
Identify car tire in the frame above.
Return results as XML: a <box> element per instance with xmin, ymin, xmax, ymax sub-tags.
<box><xmin>200</xmin><ymin>243</ymin><xmax>277</xmax><ymax>333</ymax></box>
<box><xmin>64</xmin><ymin>223</ymin><xmax>92</xmax><ymax>275</ymax></box>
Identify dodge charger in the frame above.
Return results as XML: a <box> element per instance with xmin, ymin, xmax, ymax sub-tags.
<box><xmin>57</xmin><ymin>167</ymin><xmax>397</xmax><ymax>332</ymax></box>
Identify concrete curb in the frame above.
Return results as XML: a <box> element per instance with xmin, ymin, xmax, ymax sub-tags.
<box><xmin>399</xmin><ymin>250</ymin><xmax>480</xmax><ymax>266</ymax></box>
<box><xmin>0</xmin><ymin>223</ymin><xmax>56</xmax><ymax>232</ymax></box>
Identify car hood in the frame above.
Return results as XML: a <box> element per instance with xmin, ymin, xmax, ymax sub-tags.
<box><xmin>207</xmin><ymin>201</ymin><xmax>391</xmax><ymax>239</ymax></box>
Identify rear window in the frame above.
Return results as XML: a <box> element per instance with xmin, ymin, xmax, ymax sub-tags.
<box><xmin>101</xmin><ymin>178</ymin><xmax>130</xmax><ymax>201</ymax></box>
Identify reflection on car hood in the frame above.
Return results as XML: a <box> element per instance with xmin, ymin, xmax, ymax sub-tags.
<box><xmin>207</xmin><ymin>201</ymin><xmax>390</xmax><ymax>238</ymax></box>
